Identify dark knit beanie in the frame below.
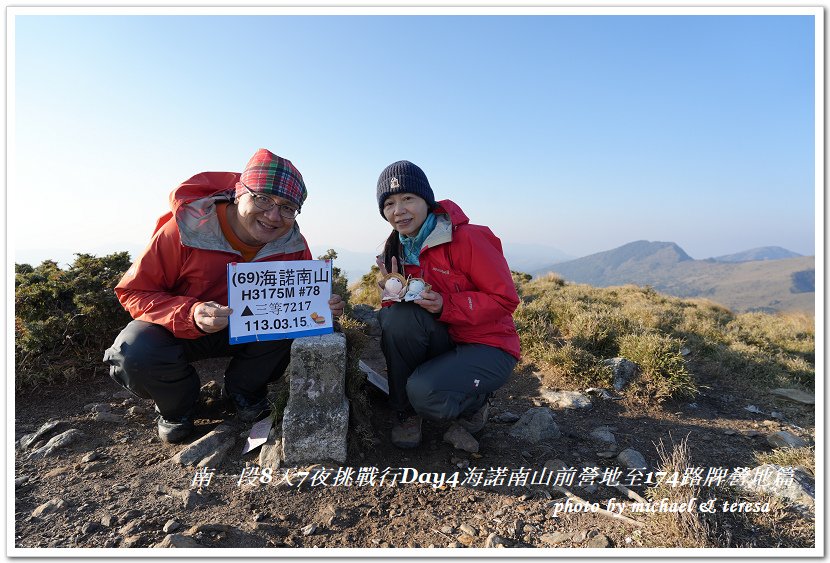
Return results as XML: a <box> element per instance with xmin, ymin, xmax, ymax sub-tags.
<box><xmin>376</xmin><ymin>160</ymin><xmax>436</xmax><ymax>217</ymax></box>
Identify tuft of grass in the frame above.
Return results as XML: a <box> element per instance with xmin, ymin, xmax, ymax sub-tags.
<box><xmin>618</xmin><ymin>332</ymin><xmax>696</xmax><ymax>402</ymax></box>
<box><xmin>348</xmin><ymin>265</ymin><xmax>381</xmax><ymax>309</ymax></box>
<box><xmin>339</xmin><ymin>315</ymin><xmax>380</xmax><ymax>451</ymax></box>
<box><xmin>643</xmin><ymin>436</ymin><xmax>722</xmax><ymax>548</ymax></box>
<box><xmin>754</xmin><ymin>446</ymin><xmax>815</xmax><ymax>476</ymax></box>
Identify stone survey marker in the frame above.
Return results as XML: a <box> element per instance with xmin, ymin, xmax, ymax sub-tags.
<box><xmin>281</xmin><ymin>332</ymin><xmax>349</xmax><ymax>464</ymax></box>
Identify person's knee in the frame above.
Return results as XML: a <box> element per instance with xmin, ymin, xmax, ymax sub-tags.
<box><xmin>106</xmin><ymin>322</ymin><xmax>179</xmax><ymax>382</ymax></box>
<box><xmin>406</xmin><ymin>375</ymin><xmax>454</xmax><ymax>423</ymax></box>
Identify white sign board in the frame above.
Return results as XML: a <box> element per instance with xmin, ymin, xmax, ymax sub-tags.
<box><xmin>227</xmin><ymin>260</ymin><xmax>333</xmax><ymax>345</ymax></box>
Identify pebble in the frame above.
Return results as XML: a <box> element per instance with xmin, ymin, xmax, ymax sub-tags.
<box><xmin>301</xmin><ymin>523</ymin><xmax>318</xmax><ymax>536</ymax></box>
<box><xmin>541</xmin><ymin>389</ymin><xmax>592</xmax><ymax>410</ymax></box>
<box><xmin>485</xmin><ymin>533</ymin><xmax>507</xmax><ymax>548</ymax></box>
<box><xmin>590</xmin><ymin>428</ymin><xmax>617</xmax><ymax>444</ymax></box>
<box><xmin>28</xmin><ymin>429</ymin><xmax>84</xmax><ymax>459</ymax></box>
<box><xmin>154</xmin><ymin>533</ymin><xmax>203</xmax><ymax>548</ymax></box>
<box><xmin>440</xmin><ymin>525</ymin><xmax>454</xmax><ymax>535</ymax></box>
<box><xmin>456</xmin><ymin>534</ymin><xmax>475</xmax><ymax>546</ymax></box>
<box><xmin>540</xmin><ymin>531</ymin><xmax>570</xmax><ymax>545</ymax></box>
<box><xmin>81</xmin><ymin>451</ymin><xmax>103</xmax><ymax>463</ymax></box>
<box><xmin>616</xmin><ymin>448</ymin><xmax>647</xmax><ymax>469</ymax></box>
<box><xmin>767</xmin><ymin>430</ymin><xmax>808</xmax><ymax>449</ymax></box>
<box><xmin>81</xmin><ymin>521</ymin><xmax>101</xmax><ymax>534</ymax></box>
<box><xmin>495</xmin><ymin>411</ymin><xmax>520</xmax><ymax>423</ymax></box>
<box><xmin>100</xmin><ymin>514</ymin><xmax>117</xmax><ymax>527</ymax></box>
<box><xmin>32</xmin><ymin>498</ymin><xmax>67</xmax><ymax>517</ymax></box>
<box><xmin>163</xmin><ymin>519</ymin><xmax>181</xmax><ymax>533</ymax></box>
<box><xmin>447</xmin><ymin>541</ymin><xmax>462</xmax><ymax>548</ymax></box>
<box><xmin>586</xmin><ymin>534</ymin><xmax>613</xmax><ymax>548</ymax></box>
<box><xmin>459</xmin><ymin>523</ymin><xmax>478</xmax><ymax>536</ymax></box>
<box><xmin>770</xmin><ymin>388</ymin><xmax>815</xmax><ymax>405</ymax></box>
<box><xmin>91</xmin><ymin>411</ymin><xmax>122</xmax><ymax>423</ymax></box>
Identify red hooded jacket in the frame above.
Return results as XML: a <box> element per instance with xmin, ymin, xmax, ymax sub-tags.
<box><xmin>393</xmin><ymin>199</ymin><xmax>521</xmax><ymax>360</ymax></box>
<box><xmin>115</xmin><ymin>172</ymin><xmax>311</xmax><ymax>339</ymax></box>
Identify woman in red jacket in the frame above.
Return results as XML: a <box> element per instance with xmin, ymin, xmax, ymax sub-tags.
<box><xmin>375</xmin><ymin>161</ymin><xmax>520</xmax><ymax>452</ymax></box>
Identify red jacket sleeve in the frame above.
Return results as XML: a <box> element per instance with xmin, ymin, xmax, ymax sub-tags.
<box><xmin>437</xmin><ymin>227</ymin><xmax>519</xmax><ymax>327</ymax></box>
<box><xmin>114</xmin><ymin>219</ymin><xmax>206</xmax><ymax>339</ymax></box>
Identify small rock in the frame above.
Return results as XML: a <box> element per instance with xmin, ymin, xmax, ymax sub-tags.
<box><xmin>459</xmin><ymin>523</ymin><xmax>478</xmax><ymax>536</ymax></box>
<box><xmin>596</xmin><ymin>451</ymin><xmax>616</xmax><ymax>459</ymax></box>
<box><xmin>163</xmin><ymin>519</ymin><xmax>181</xmax><ymax>533</ymax></box>
<box><xmin>541</xmin><ymin>389</ymin><xmax>592</xmax><ymax>410</ymax></box>
<box><xmin>744</xmin><ymin>405</ymin><xmax>763</xmax><ymax>414</ymax></box>
<box><xmin>119</xmin><ymin>519</ymin><xmax>143</xmax><ymax>536</ymax></box>
<box><xmin>301</xmin><ymin>523</ymin><xmax>318</xmax><ymax>536</ymax></box>
<box><xmin>172</xmin><ymin>423</ymin><xmax>236</xmax><ymax>467</ymax></box>
<box><xmin>27</xmin><ymin>429</ymin><xmax>84</xmax><ymax>459</ymax></box>
<box><xmin>18</xmin><ymin>420</ymin><xmax>67</xmax><ymax>450</ymax></box>
<box><xmin>616</xmin><ymin>448</ymin><xmax>647</xmax><ymax>469</ymax></box>
<box><xmin>680</xmin><ymin>347</ymin><xmax>691</xmax><ymax>356</ymax></box>
<box><xmin>770</xmin><ymin>388</ymin><xmax>815</xmax><ymax>405</ymax></box>
<box><xmin>604</xmin><ymin>357</ymin><xmax>640</xmax><ymax>391</ymax></box>
<box><xmin>590</xmin><ymin>428</ymin><xmax>616</xmax><ymax>444</ymax></box>
<box><xmin>81</xmin><ymin>521</ymin><xmax>100</xmax><ymax>534</ymax></box>
<box><xmin>456</xmin><ymin>534</ymin><xmax>476</xmax><ymax>546</ymax></box>
<box><xmin>32</xmin><ymin>499</ymin><xmax>67</xmax><ymax>517</ymax></box>
<box><xmin>723</xmin><ymin>429</ymin><xmax>737</xmax><ymax>435</ymax></box>
<box><xmin>181</xmin><ymin>489</ymin><xmax>209</xmax><ymax>510</ymax></box>
<box><xmin>443</xmin><ymin>424</ymin><xmax>479</xmax><ymax>453</ymax></box>
<box><xmin>540</xmin><ymin>531</ymin><xmax>570</xmax><ymax>545</ymax></box>
<box><xmin>15</xmin><ymin>476</ymin><xmax>30</xmax><ymax>487</ymax></box>
<box><xmin>494</xmin><ymin>411</ymin><xmax>520</xmax><ymax>423</ymax></box>
<box><xmin>440</xmin><ymin>525</ymin><xmax>454</xmax><ymax>535</ymax></box>
<box><xmin>127</xmin><ymin>406</ymin><xmax>148</xmax><ymax>417</ymax></box>
<box><xmin>100</xmin><ymin>514</ymin><xmax>117</xmax><ymax>527</ymax></box>
<box><xmin>447</xmin><ymin>541</ymin><xmax>463</xmax><ymax>548</ymax></box>
<box><xmin>258</xmin><ymin>428</ymin><xmax>283</xmax><ymax>471</ymax></box>
<box><xmin>91</xmin><ymin>411</ymin><xmax>122</xmax><ymax>423</ymax></box>
<box><xmin>81</xmin><ymin>451</ymin><xmax>103</xmax><ymax>463</ymax></box>
<box><xmin>122</xmin><ymin>534</ymin><xmax>143</xmax><ymax>548</ymax></box>
<box><xmin>485</xmin><ymin>532</ymin><xmax>507</xmax><ymax>548</ymax></box>
<box><xmin>585</xmin><ymin>387</ymin><xmax>615</xmax><ymax>400</ymax></box>
<box><xmin>509</xmin><ymin>407</ymin><xmax>560</xmax><ymax>443</ymax></box>
<box><xmin>587</xmin><ymin>534</ymin><xmax>613</xmax><ymax>548</ymax></box>
<box><xmin>572</xmin><ymin>529</ymin><xmax>588</xmax><ymax>542</ymax></box>
<box><xmin>154</xmin><ymin>533</ymin><xmax>203</xmax><ymax>548</ymax></box>
<box><xmin>767</xmin><ymin>430</ymin><xmax>808</xmax><ymax>449</ymax></box>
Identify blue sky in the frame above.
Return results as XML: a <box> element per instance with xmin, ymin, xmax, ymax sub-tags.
<box><xmin>11</xmin><ymin>10</ymin><xmax>819</xmax><ymax>278</ymax></box>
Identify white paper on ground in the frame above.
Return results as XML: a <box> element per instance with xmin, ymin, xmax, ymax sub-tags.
<box><xmin>359</xmin><ymin>360</ymin><xmax>389</xmax><ymax>395</ymax></box>
<box><xmin>241</xmin><ymin>417</ymin><xmax>273</xmax><ymax>455</ymax></box>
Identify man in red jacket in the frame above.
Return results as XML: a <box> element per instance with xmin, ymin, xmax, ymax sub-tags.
<box><xmin>103</xmin><ymin>149</ymin><xmax>345</xmax><ymax>443</ymax></box>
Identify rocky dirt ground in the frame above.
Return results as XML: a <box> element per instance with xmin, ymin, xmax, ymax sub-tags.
<box><xmin>13</xmin><ymin>330</ymin><xmax>816</xmax><ymax>552</ymax></box>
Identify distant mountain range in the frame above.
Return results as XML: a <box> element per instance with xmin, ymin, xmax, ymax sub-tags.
<box><xmin>532</xmin><ymin>241</ymin><xmax>814</xmax><ymax>314</ymax></box>
<box><xmin>710</xmin><ymin>246</ymin><xmax>803</xmax><ymax>263</ymax></box>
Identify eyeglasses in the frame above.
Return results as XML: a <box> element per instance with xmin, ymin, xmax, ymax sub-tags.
<box><xmin>241</xmin><ymin>182</ymin><xmax>301</xmax><ymax>219</ymax></box>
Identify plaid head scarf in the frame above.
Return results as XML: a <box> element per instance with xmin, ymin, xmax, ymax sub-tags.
<box><xmin>236</xmin><ymin>148</ymin><xmax>308</xmax><ymax>208</ymax></box>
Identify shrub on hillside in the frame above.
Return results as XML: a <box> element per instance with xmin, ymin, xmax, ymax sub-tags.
<box><xmin>616</xmin><ymin>332</ymin><xmax>695</xmax><ymax>401</ymax></box>
<box><xmin>15</xmin><ymin>253</ymin><xmax>132</xmax><ymax>388</ymax></box>
<box><xmin>317</xmin><ymin>249</ymin><xmax>352</xmax><ymax>315</ymax></box>
<box><xmin>349</xmin><ymin>265</ymin><xmax>381</xmax><ymax>309</ymax></box>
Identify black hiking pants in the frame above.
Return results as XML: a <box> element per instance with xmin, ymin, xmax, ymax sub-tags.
<box><xmin>103</xmin><ymin>320</ymin><xmax>291</xmax><ymax>419</ymax></box>
<box><xmin>378</xmin><ymin>302</ymin><xmax>516</xmax><ymax>422</ymax></box>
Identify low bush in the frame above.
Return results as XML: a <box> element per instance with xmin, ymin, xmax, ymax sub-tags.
<box><xmin>15</xmin><ymin>253</ymin><xmax>132</xmax><ymax>389</ymax></box>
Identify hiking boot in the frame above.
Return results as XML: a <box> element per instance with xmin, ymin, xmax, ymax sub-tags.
<box><xmin>222</xmin><ymin>388</ymin><xmax>271</xmax><ymax>424</ymax></box>
<box><xmin>457</xmin><ymin>398</ymin><xmax>490</xmax><ymax>434</ymax></box>
<box><xmin>443</xmin><ymin>423</ymin><xmax>479</xmax><ymax>453</ymax></box>
<box><xmin>391</xmin><ymin>412</ymin><xmax>422</xmax><ymax>449</ymax></box>
<box><xmin>156</xmin><ymin>413</ymin><xmax>194</xmax><ymax>444</ymax></box>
